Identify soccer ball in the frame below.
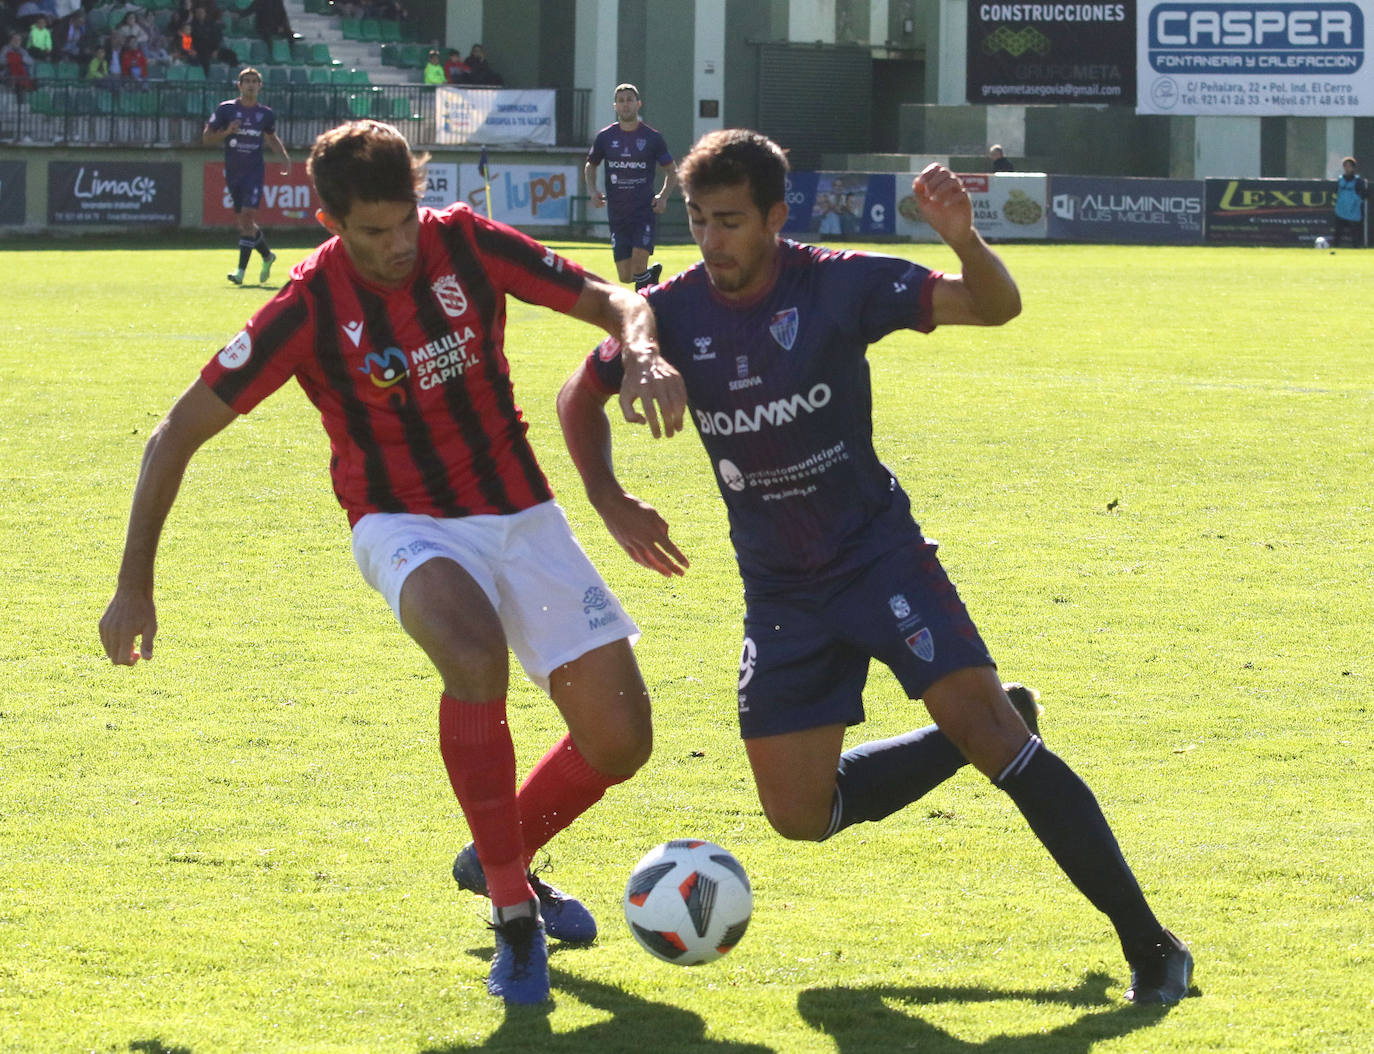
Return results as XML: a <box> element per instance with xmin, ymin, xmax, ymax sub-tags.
<box><xmin>623</xmin><ymin>839</ymin><xmax>753</xmax><ymax>965</ymax></box>
<box><xmin>1315</xmin><ymin>236</ymin><xmax>1331</xmax><ymax>249</ymax></box>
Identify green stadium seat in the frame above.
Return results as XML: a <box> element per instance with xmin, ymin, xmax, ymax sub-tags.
<box><xmin>231</xmin><ymin>0</ymin><xmax>254</xmax><ymax>11</ymax></box>
<box><xmin>308</xmin><ymin>43</ymin><xmax>336</xmax><ymax>67</ymax></box>
<box><xmin>379</xmin><ymin>43</ymin><xmax>400</xmax><ymax>66</ymax></box>
<box><xmin>94</xmin><ymin>88</ymin><xmax>115</xmax><ymax>114</ymax></box>
<box><xmin>339</xmin><ymin>17</ymin><xmax>362</xmax><ymax>40</ymax></box>
<box><xmin>166</xmin><ymin>63</ymin><xmax>188</xmax><ymax>81</ymax></box>
<box><xmin>329</xmin><ymin>66</ymin><xmax>351</xmax><ymax>85</ymax></box>
<box><xmin>289</xmin><ymin>39</ymin><xmax>309</xmax><ymax>64</ymax></box>
<box><xmin>400</xmin><ymin>44</ymin><xmax>427</xmax><ymax>67</ymax></box>
<box><xmin>359</xmin><ymin>19</ymin><xmax>382</xmax><ymax>43</ymax></box>
<box><xmin>29</xmin><ymin>88</ymin><xmax>55</xmax><ymax>114</ymax></box>
<box><xmin>249</xmin><ymin>40</ymin><xmax>270</xmax><ymax>65</ymax></box>
<box><xmin>270</xmin><ymin>38</ymin><xmax>291</xmax><ymax>64</ymax></box>
<box><xmin>349</xmin><ymin>68</ymin><xmax>370</xmax><ymax>85</ymax></box>
<box><xmin>303</xmin><ymin>0</ymin><xmax>325</xmax><ymax>12</ymax></box>
<box><xmin>57</xmin><ymin>60</ymin><xmax>80</xmax><ymax>80</ymax></box>
<box><xmin>289</xmin><ymin>66</ymin><xmax>310</xmax><ymax>85</ymax></box>
<box><xmin>186</xmin><ymin>64</ymin><xmax>207</xmax><ymax>82</ymax></box>
<box><xmin>389</xmin><ymin>94</ymin><xmax>417</xmax><ymax>121</ymax></box>
<box><xmin>379</xmin><ymin>20</ymin><xmax>402</xmax><ymax>44</ymax></box>
<box><xmin>307</xmin><ymin>66</ymin><xmax>330</xmax><ymax>85</ymax></box>
<box><xmin>69</xmin><ymin>86</ymin><xmax>95</xmax><ymax>115</ymax></box>
<box><xmin>33</xmin><ymin>61</ymin><xmax>56</xmax><ymax>81</ymax></box>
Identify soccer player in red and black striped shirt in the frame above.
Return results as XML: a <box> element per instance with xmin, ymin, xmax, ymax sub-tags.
<box><xmin>100</xmin><ymin>121</ymin><xmax>686</xmax><ymax>1005</ymax></box>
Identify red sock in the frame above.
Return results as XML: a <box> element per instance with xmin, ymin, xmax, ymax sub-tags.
<box><xmin>517</xmin><ymin>734</ymin><xmax>629</xmax><ymax>865</ymax></box>
<box><xmin>437</xmin><ymin>693</ymin><xmax>534</xmax><ymax>909</ymax></box>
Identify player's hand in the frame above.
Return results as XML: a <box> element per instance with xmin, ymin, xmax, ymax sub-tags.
<box><xmin>99</xmin><ymin>587</ymin><xmax>157</xmax><ymax>666</ymax></box>
<box><xmin>618</xmin><ymin>346</ymin><xmax>686</xmax><ymax>439</ymax></box>
<box><xmin>591</xmin><ymin>190</ymin><xmax>605</xmax><ymax>209</ymax></box>
<box><xmin>913</xmin><ymin>164</ymin><xmax>975</xmax><ymax>249</ymax></box>
<box><xmin>226</xmin><ymin>119</ymin><xmax>241</xmax><ymax>133</ymax></box>
<box><xmin>593</xmin><ymin>491</ymin><xmax>689</xmax><ymax>577</ymax></box>
<box><xmin>652</xmin><ymin>195</ymin><xmax>668</xmax><ymax>215</ymax></box>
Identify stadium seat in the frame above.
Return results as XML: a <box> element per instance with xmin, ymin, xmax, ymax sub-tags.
<box><xmin>33</xmin><ymin>61</ymin><xmax>56</xmax><ymax>81</ymax></box>
<box><xmin>68</xmin><ymin>86</ymin><xmax>95</xmax><ymax>115</ymax></box>
<box><xmin>308</xmin><ymin>43</ymin><xmax>336</xmax><ymax>67</ymax></box>
<box><xmin>29</xmin><ymin>88</ymin><xmax>55</xmax><ymax>114</ymax></box>
<box><xmin>359</xmin><ymin>19</ymin><xmax>382</xmax><ymax>43</ymax></box>
<box><xmin>379</xmin><ymin>20</ymin><xmax>402</xmax><ymax>44</ymax></box>
<box><xmin>339</xmin><ymin>17</ymin><xmax>362</xmax><ymax>40</ymax></box>
<box><xmin>186</xmin><ymin>65</ymin><xmax>207</xmax><ymax>82</ymax></box>
<box><xmin>389</xmin><ymin>94</ymin><xmax>417</xmax><ymax>121</ymax></box>
<box><xmin>288</xmin><ymin>66</ymin><xmax>309</xmax><ymax>85</ymax></box>
<box><xmin>249</xmin><ymin>40</ymin><xmax>270</xmax><ymax>65</ymax></box>
<box><xmin>270</xmin><ymin>38</ymin><xmax>291</xmax><ymax>65</ymax></box>
<box><xmin>307</xmin><ymin>66</ymin><xmax>330</xmax><ymax>85</ymax></box>
<box><xmin>94</xmin><ymin>88</ymin><xmax>114</xmax><ymax>114</ymax></box>
<box><xmin>56</xmin><ymin>60</ymin><xmax>80</xmax><ymax>80</ymax></box>
<box><xmin>400</xmin><ymin>44</ymin><xmax>427</xmax><ymax>67</ymax></box>
<box><xmin>379</xmin><ymin>43</ymin><xmax>400</xmax><ymax>66</ymax></box>
<box><xmin>349</xmin><ymin>68</ymin><xmax>370</xmax><ymax>85</ymax></box>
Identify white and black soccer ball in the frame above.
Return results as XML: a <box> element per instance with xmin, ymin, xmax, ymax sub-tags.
<box><xmin>1315</xmin><ymin>236</ymin><xmax>1331</xmax><ymax>249</ymax></box>
<box><xmin>623</xmin><ymin>839</ymin><xmax>753</xmax><ymax>965</ymax></box>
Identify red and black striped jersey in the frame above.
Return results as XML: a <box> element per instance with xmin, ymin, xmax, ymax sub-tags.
<box><xmin>201</xmin><ymin>203</ymin><xmax>586</xmax><ymax>525</ymax></box>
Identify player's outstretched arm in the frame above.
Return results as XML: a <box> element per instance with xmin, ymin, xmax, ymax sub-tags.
<box><xmin>566</xmin><ymin>275</ymin><xmax>686</xmax><ymax>438</ymax></box>
<box><xmin>557</xmin><ymin>360</ymin><xmax>689</xmax><ymax>577</ymax></box>
<box><xmin>914</xmin><ymin>164</ymin><xmax>1021</xmax><ymax>327</ymax></box>
<box><xmin>266</xmin><ymin>131</ymin><xmax>291</xmax><ymax>176</ymax></box>
<box><xmin>99</xmin><ymin>380</ymin><xmax>238</xmax><ymax>665</ymax></box>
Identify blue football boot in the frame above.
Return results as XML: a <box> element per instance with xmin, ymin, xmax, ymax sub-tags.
<box><xmin>454</xmin><ymin>843</ymin><xmax>598</xmax><ymax>945</ymax></box>
<box><xmin>486</xmin><ymin>901</ymin><xmax>549</xmax><ymax>1005</ymax></box>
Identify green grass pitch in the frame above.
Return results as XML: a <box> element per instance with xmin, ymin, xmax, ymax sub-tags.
<box><xmin>1</xmin><ymin>237</ymin><xmax>1371</xmax><ymax>1052</ymax></box>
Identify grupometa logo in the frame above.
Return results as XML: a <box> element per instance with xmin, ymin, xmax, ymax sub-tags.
<box><xmin>217</xmin><ymin>330</ymin><xmax>252</xmax><ymax>370</ymax></box>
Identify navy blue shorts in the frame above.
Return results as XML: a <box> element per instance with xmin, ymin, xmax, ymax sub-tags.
<box><xmin>735</xmin><ymin>537</ymin><xmax>996</xmax><ymax>739</ymax></box>
<box><xmin>226</xmin><ymin>172</ymin><xmax>264</xmax><ymax>212</ymax></box>
<box><xmin>609</xmin><ymin>211</ymin><xmax>656</xmax><ymax>261</ymax></box>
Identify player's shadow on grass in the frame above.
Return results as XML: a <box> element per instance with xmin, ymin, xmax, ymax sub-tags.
<box><xmin>423</xmin><ymin>959</ymin><xmax>777</xmax><ymax>1054</ymax></box>
<box><xmin>798</xmin><ymin>971</ymin><xmax>1172</xmax><ymax>1054</ymax></box>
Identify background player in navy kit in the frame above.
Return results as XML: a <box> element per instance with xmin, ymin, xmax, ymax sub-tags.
<box><xmin>584</xmin><ymin>83</ymin><xmax>676</xmax><ymax>290</ymax></box>
<box><xmin>100</xmin><ymin>121</ymin><xmax>686</xmax><ymax>1006</ymax></box>
<box><xmin>204</xmin><ymin>67</ymin><xmax>291</xmax><ymax>286</ymax></box>
<box><xmin>559</xmin><ymin>128</ymin><xmax>1193</xmax><ymax>1006</ymax></box>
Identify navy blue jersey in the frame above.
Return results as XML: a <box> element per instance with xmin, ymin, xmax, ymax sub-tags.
<box><xmin>586</xmin><ymin>121</ymin><xmax>672</xmax><ymax>222</ymax></box>
<box><xmin>209</xmin><ymin>98</ymin><xmax>276</xmax><ymax>180</ymax></box>
<box><xmin>590</xmin><ymin>240</ymin><xmax>940</xmax><ymax>589</ymax></box>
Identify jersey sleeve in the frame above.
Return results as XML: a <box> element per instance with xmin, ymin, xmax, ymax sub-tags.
<box><xmin>654</xmin><ymin>131</ymin><xmax>673</xmax><ymax>166</ymax></box>
<box><xmin>261</xmin><ymin>105</ymin><xmax>276</xmax><ymax>135</ymax></box>
<box><xmin>199</xmin><ymin>283</ymin><xmax>313</xmax><ymax>414</ymax></box>
<box><xmin>585</xmin><ymin>130</ymin><xmax>605</xmax><ymax>165</ymax></box>
<box><xmin>467</xmin><ymin>210</ymin><xmax>586</xmax><ymax>312</ymax></box>
<box><xmin>840</xmin><ymin>252</ymin><xmax>939</xmax><ymax>343</ymax></box>
<box><xmin>585</xmin><ymin>337</ymin><xmax>626</xmax><ymax>395</ymax></box>
<box><xmin>206</xmin><ymin>101</ymin><xmax>230</xmax><ymax>129</ymax></box>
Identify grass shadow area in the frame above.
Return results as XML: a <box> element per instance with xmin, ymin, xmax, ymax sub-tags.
<box><xmin>798</xmin><ymin>972</ymin><xmax>1178</xmax><ymax>1053</ymax></box>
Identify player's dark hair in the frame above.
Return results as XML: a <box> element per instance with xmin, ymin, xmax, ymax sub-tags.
<box><xmin>679</xmin><ymin>129</ymin><xmax>789</xmax><ymax>217</ymax></box>
<box><xmin>308</xmin><ymin>120</ymin><xmax>429</xmax><ymax>220</ymax></box>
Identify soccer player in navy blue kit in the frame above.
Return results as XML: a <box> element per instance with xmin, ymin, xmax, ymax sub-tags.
<box><xmin>204</xmin><ymin>67</ymin><xmax>292</xmax><ymax>286</ymax></box>
<box><xmin>584</xmin><ymin>83</ymin><xmax>676</xmax><ymax>290</ymax></box>
<box><xmin>559</xmin><ymin>129</ymin><xmax>1193</xmax><ymax>1005</ymax></box>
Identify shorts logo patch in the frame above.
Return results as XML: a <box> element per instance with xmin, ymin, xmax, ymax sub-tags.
<box><xmin>582</xmin><ymin>586</ymin><xmax>610</xmax><ymax>613</ymax></box>
<box><xmin>738</xmin><ymin>636</ymin><xmax>757</xmax><ymax>691</ymax></box>
<box><xmin>906</xmin><ymin>627</ymin><xmax>935</xmax><ymax>662</ymax></box>
<box><xmin>218</xmin><ymin>330</ymin><xmax>252</xmax><ymax>370</ymax></box>
<box><xmin>889</xmin><ymin>594</ymin><xmax>911</xmax><ymax>620</ymax></box>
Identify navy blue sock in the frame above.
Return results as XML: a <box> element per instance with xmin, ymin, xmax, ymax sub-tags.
<box><xmin>253</xmin><ymin>229</ymin><xmax>271</xmax><ymax>258</ymax></box>
<box><xmin>821</xmin><ymin>724</ymin><xmax>967</xmax><ymax>839</ymax></box>
<box><xmin>236</xmin><ymin>236</ymin><xmax>254</xmax><ymax>271</ymax></box>
<box><xmin>996</xmin><ymin>736</ymin><xmax>1163</xmax><ymax>955</ymax></box>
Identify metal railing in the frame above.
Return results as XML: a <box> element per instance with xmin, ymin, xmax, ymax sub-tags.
<box><xmin>0</xmin><ymin>82</ymin><xmax>591</xmax><ymax>150</ymax></box>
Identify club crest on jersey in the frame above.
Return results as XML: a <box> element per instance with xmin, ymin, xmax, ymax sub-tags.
<box><xmin>598</xmin><ymin>336</ymin><xmax>622</xmax><ymax>363</ymax></box>
<box><xmin>906</xmin><ymin>627</ymin><xmax>935</xmax><ymax>662</ymax></box>
<box><xmin>636</xmin><ymin>137</ymin><xmax>646</xmax><ymax>151</ymax></box>
<box><xmin>769</xmin><ymin>307</ymin><xmax>799</xmax><ymax>351</ymax></box>
<box><xmin>342</xmin><ymin>320</ymin><xmax>365</xmax><ymax>347</ymax></box>
<box><xmin>431</xmin><ymin>274</ymin><xmax>468</xmax><ymax>318</ymax></box>
<box><xmin>359</xmin><ymin>346</ymin><xmax>409</xmax><ymax>390</ymax></box>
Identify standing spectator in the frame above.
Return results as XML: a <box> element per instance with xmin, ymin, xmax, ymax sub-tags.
<box><xmin>58</xmin><ymin>8</ymin><xmax>87</xmax><ymax>62</ymax></box>
<box><xmin>189</xmin><ymin>5</ymin><xmax>222</xmax><ymax>75</ymax></box>
<box><xmin>2</xmin><ymin>30</ymin><xmax>36</xmax><ymax>99</ymax></box>
<box><xmin>26</xmin><ymin>14</ymin><xmax>52</xmax><ymax>60</ymax></box>
<box><xmin>247</xmin><ymin>0</ymin><xmax>291</xmax><ymax>43</ymax></box>
<box><xmin>422</xmin><ymin>48</ymin><xmax>445</xmax><ymax>85</ymax></box>
<box><xmin>463</xmin><ymin>43</ymin><xmax>503</xmax><ymax>86</ymax></box>
<box><xmin>1331</xmin><ymin>155</ymin><xmax>1368</xmax><ymax>249</ymax></box>
<box><xmin>442</xmin><ymin>47</ymin><xmax>468</xmax><ymax>84</ymax></box>
<box><xmin>988</xmin><ymin>143</ymin><xmax>1014</xmax><ymax>172</ymax></box>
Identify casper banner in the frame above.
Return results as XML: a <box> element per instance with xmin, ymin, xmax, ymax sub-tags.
<box><xmin>1204</xmin><ymin>177</ymin><xmax>1335</xmax><ymax>242</ymax></box>
<box><xmin>781</xmin><ymin>173</ymin><xmax>897</xmax><ymax>236</ymax></box>
<box><xmin>1048</xmin><ymin>175</ymin><xmax>1205</xmax><ymax>242</ymax></box>
<box><xmin>0</xmin><ymin>160</ymin><xmax>25</xmax><ymax>226</ymax></box>
<box><xmin>203</xmin><ymin>161</ymin><xmax>316</xmax><ymax>226</ymax></box>
<box><xmin>49</xmin><ymin>161</ymin><xmax>180</xmax><ymax>225</ymax></box>
<box><xmin>459</xmin><ymin>163</ymin><xmax>577</xmax><ymax>224</ymax></box>
<box><xmin>436</xmin><ymin>88</ymin><xmax>556</xmax><ymax>146</ymax></box>
<box><xmin>896</xmin><ymin>173</ymin><xmax>1048</xmax><ymax>240</ymax></box>
<box><xmin>1138</xmin><ymin>0</ymin><xmax>1374</xmax><ymax>115</ymax></box>
<box><xmin>968</xmin><ymin>1</ymin><xmax>1136</xmax><ymax>105</ymax></box>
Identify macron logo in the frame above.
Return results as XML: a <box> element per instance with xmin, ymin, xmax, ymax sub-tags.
<box><xmin>342</xmin><ymin>320</ymin><xmax>364</xmax><ymax>347</ymax></box>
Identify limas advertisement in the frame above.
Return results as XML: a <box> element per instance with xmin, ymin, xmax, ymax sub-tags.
<box><xmin>1137</xmin><ymin>0</ymin><xmax>1374</xmax><ymax>115</ymax></box>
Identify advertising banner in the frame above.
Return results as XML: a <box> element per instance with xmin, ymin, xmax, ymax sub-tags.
<box><xmin>436</xmin><ymin>88</ymin><xmax>556</xmax><ymax>146</ymax></box>
<box><xmin>896</xmin><ymin>173</ymin><xmax>1048</xmax><ymax>241</ymax></box>
<box><xmin>203</xmin><ymin>161</ymin><xmax>316</xmax><ymax>227</ymax></box>
<box><xmin>458</xmin><ymin>163</ymin><xmax>578</xmax><ymax>225</ymax></box>
<box><xmin>49</xmin><ymin>161</ymin><xmax>180</xmax><ymax>226</ymax></box>
<box><xmin>967</xmin><ymin>1</ymin><xmax>1136</xmax><ymax>105</ymax></box>
<box><xmin>1048</xmin><ymin>175</ymin><xmax>1205</xmax><ymax>242</ymax></box>
<box><xmin>422</xmin><ymin>163</ymin><xmax>460</xmax><ymax>210</ymax></box>
<box><xmin>781</xmin><ymin>173</ymin><xmax>897</xmax><ymax>236</ymax></box>
<box><xmin>0</xmin><ymin>160</ymin><xmax>25</xmax><ymax>226</ymax></box>
<box><xmin>1138</xmin><ymin>0</ymin><xmax>1374</xmax><ymax>115</ymax></box>
<box><xmin>1204</xmin><ymin>177</ymin><xmax>1335</xmax><ymax>242</ymax></box>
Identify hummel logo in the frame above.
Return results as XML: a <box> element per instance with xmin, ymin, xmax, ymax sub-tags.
<box><xmin>693</xmin><ymin>336</ymin><xmax>715</xmax><ymax>360</ymax></box>
<box><xmin>342</xmin><ymin>320</ymin><xmax>364</xmax><ymax>347</ymax></box>
<box><xmin>893</xmin><ymin>282</ymin><xmax>907</xmax><ymax>294</ymax></box>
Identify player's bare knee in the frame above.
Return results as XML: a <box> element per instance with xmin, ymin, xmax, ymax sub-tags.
<box><xmin>580</xmin><ymin>718</ymin><xmax>652</xmax><ymax>777</ymax></box>
<box><xmin>760</xmin><ymin>797</ymin><xmax>828</xmax><ymax>841</ymax></box>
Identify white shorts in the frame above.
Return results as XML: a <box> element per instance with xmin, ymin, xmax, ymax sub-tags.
<box><xmin>351</xmin><ymin>501</ymin><xmax>639</xmax><ymax>692</ymax></box>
